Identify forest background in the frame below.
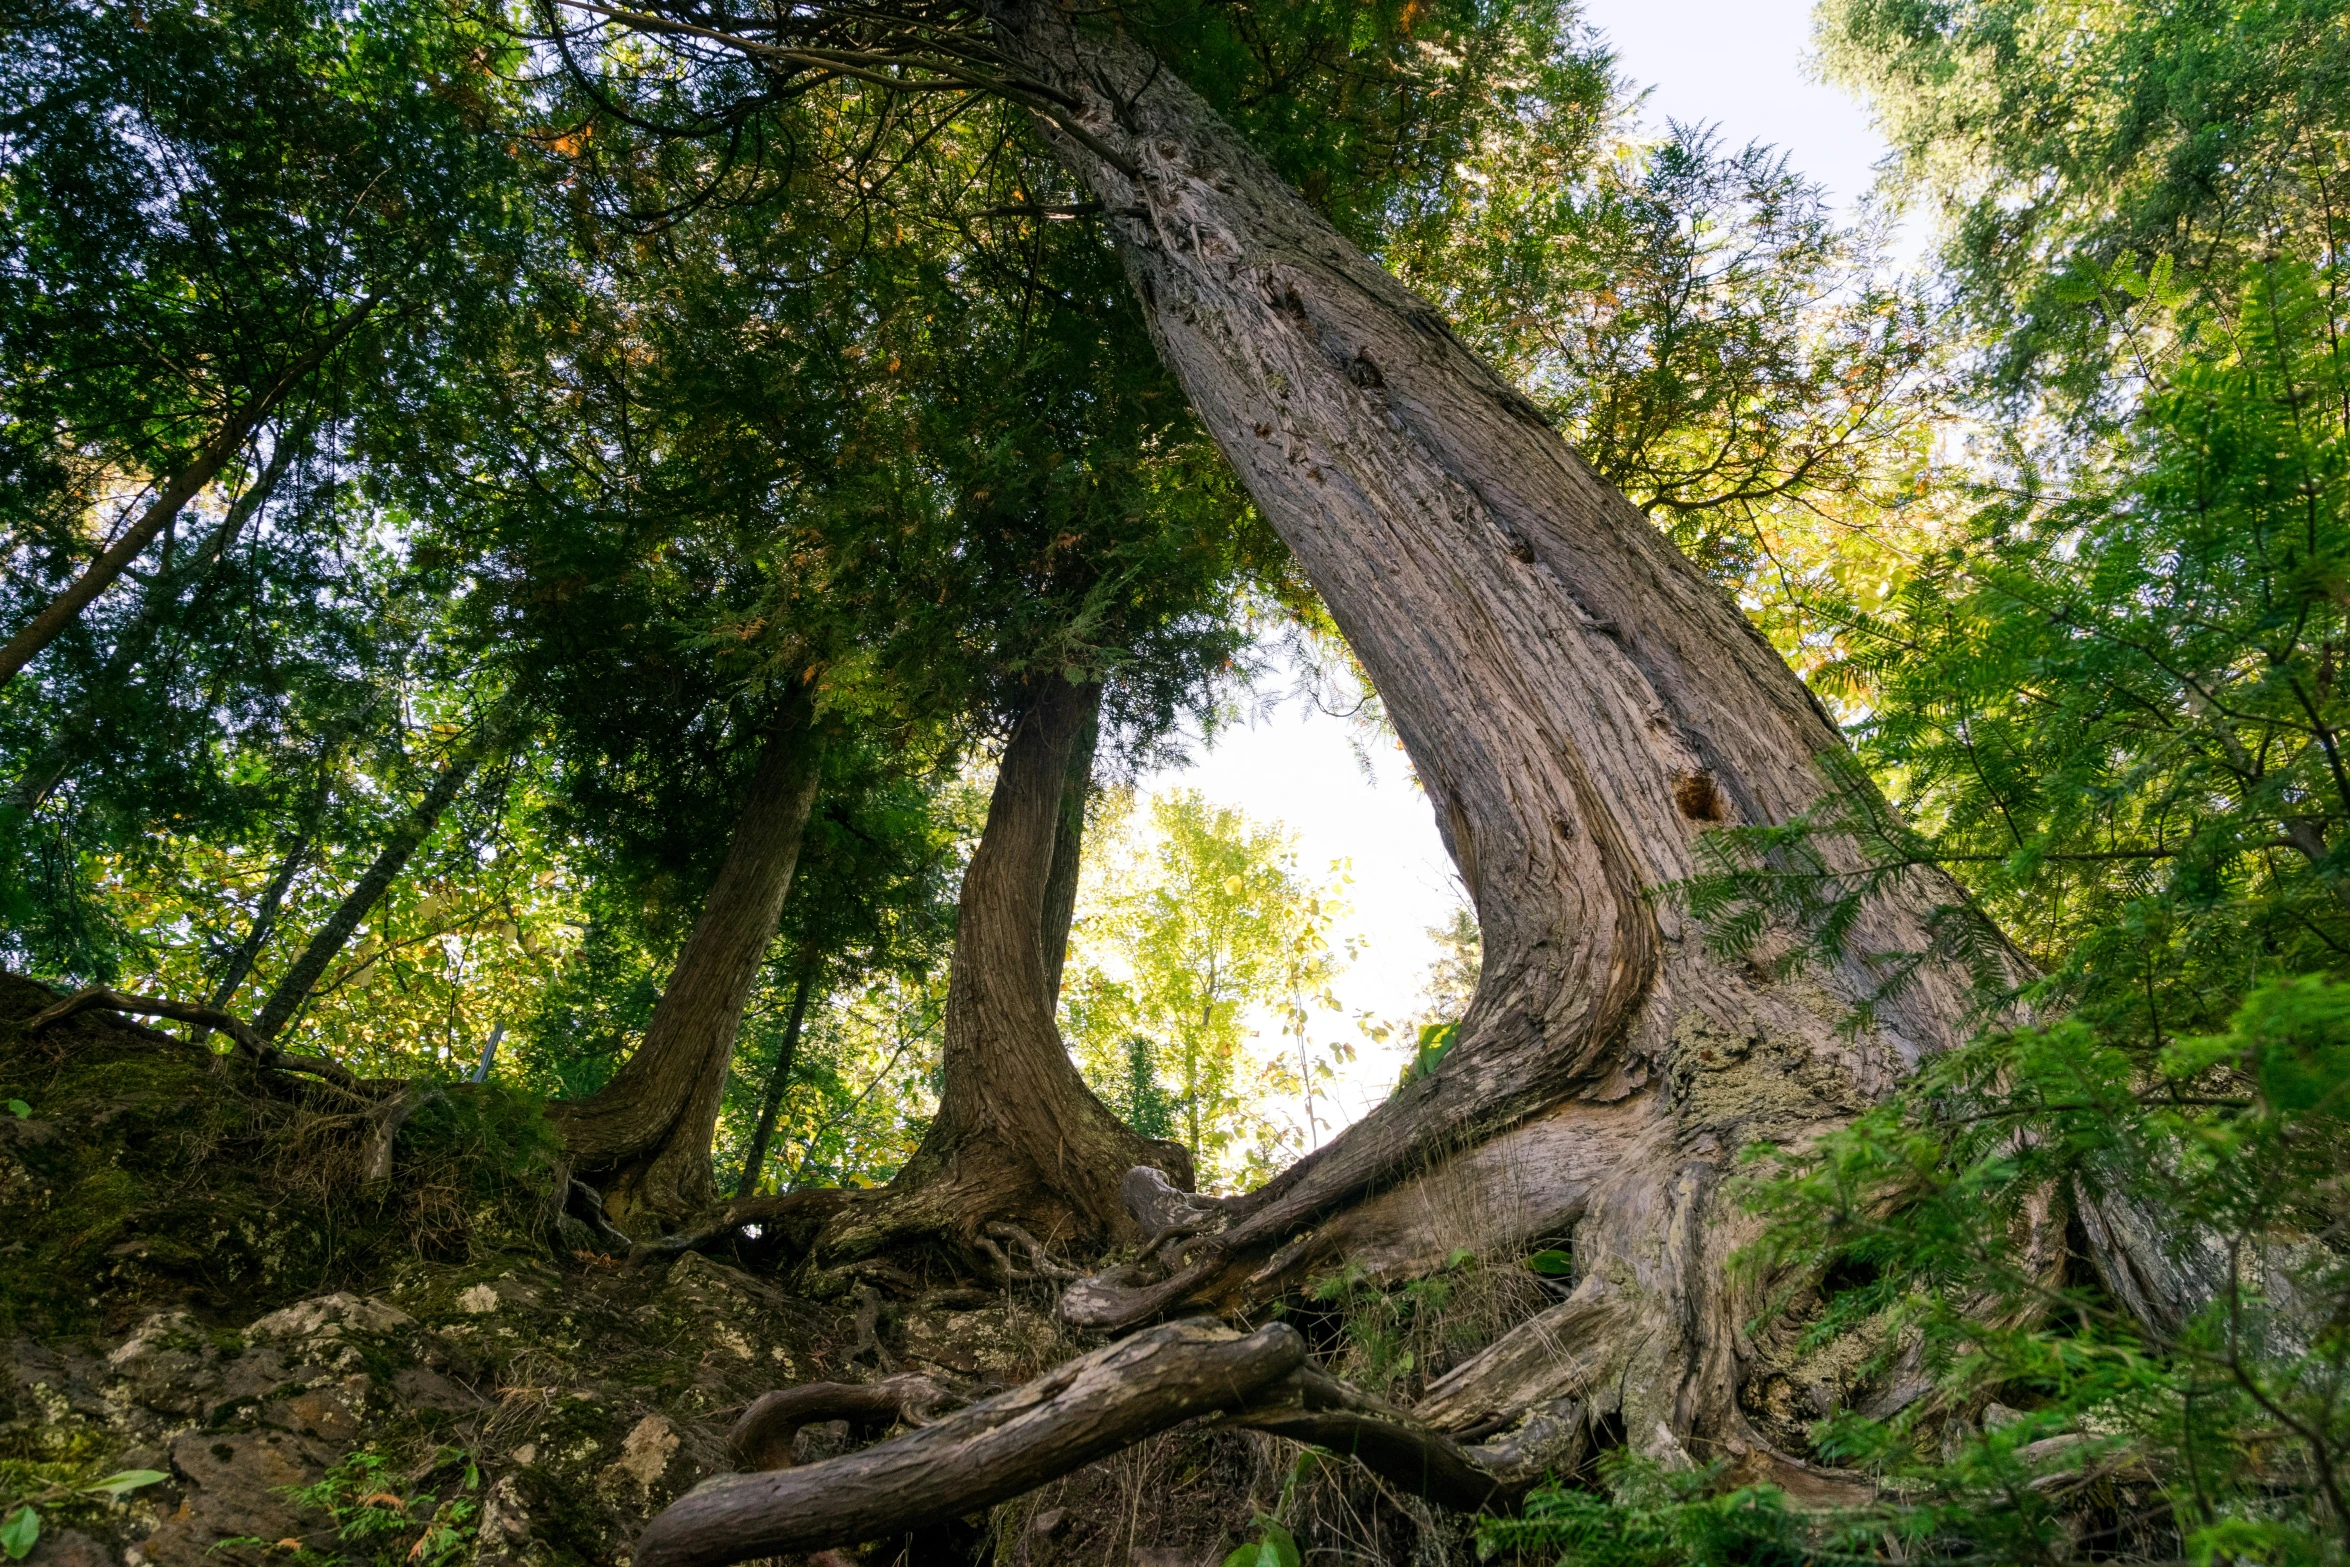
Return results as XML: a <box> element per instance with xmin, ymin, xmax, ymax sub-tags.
<box><xmin>4</xmin><ymin>0</ymin><xmax>2350</xmax><ymax>1555</ymax></box>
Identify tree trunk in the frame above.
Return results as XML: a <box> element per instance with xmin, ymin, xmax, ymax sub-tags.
<box><xmin>552</xmin><ymin>687</ymin><xmax>826</xmax><ymax>1229</ymax></box>
<box><xmin>818</xmin><ymin>676</ymin><xmax>1192</xmax><ymax>1265</ymax></box>
<box><xmin>208</xmin><ymin>834</ymin><xmax>309</xmax><ymax>1013</ymax></box>
<box><xmin>0</xmin><ymin>309</ymin><xmax>368</xmax><ymax>691</ymax></box>
<box><xmin>735</xmin><ymin>966</ymin><xmax>818</xmax><ymax>1198</ymax></box>
<box><xmin>1039</xmin><ymin>679</ymin><xmax>1100</xmax><ymax>1006</ymax></box>
<box><xmin>982</xmin><ymin>0</ymin><xmax>2012</xmax><ymax>1464</ymax></box>
<box><xmin>250</xmin><ymin>694</ymin><xmax>520</xmax><ymax>1041</ymax></box>
<box><xmin>12</xmin><ymin>424</ymin><xmax>313</xmax><ymax>812</ymax></box>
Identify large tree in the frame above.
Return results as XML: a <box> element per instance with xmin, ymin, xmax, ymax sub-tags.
<box><xmin>570</xmin><ymin>0</ymin><xmax>2200</xmax><ymax>1538</ymax></box>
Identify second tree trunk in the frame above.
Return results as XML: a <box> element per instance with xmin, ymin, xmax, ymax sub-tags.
<box><xmin>554</xmin><ymin>687</ymin><xmax>826</xmax><ymax>1228</ymax></box>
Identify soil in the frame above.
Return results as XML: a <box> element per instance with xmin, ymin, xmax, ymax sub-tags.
<box><xmin>0</xmin><ymin>978</ymin><xmax>1477</xmax><ymax>1567</ymax></box>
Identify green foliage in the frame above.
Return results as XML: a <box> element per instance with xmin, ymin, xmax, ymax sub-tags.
<box><xmin>1220</xmin><ymin>1514</ymin><xmax>1301</xmax><ymax>1567</ymax></box>
<box><xmin>1062</xmin><ymin>789</ymin><xmax>1352</xmax><ymax>1188</ymax></box>
<box><xmin>1817</xmin><ymin>0</ymin><xmax>2350</xmax><ymax>424</ymax></box>
<box><xmin>1720</xmin><ymin>974</ymin><xmax>2350</xmax><ymax>1561</ymax></box>
<box><xmin>1480</xmin><ymin>1458</ymin><xmax>1840</xmax><ymax>1567</ymax></box>
<box><xmin>1687</xmin><ymin>255</ymin><xmax>2350</xmax><ymax>1045</ymax></box>
<box><xmin>0</xmin><ymin>1467</ymin><xmax>168</xmax><ymax>1562</ymax></box>
<box><xmin>1394</xmin><ymin>1021</ymin><xmax>1459</xmax><ymax>1092</ymax></box>
<box><xmin>221</xmin><ymin>1450</ymin><xmax>480</xmax><ymax>1567</ymax></box>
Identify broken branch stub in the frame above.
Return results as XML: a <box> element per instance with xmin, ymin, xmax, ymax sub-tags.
<box><xmin>631</xmin><ymin>1320</ymin><xmax>1304</xmax><ymax>1567</ymax></box>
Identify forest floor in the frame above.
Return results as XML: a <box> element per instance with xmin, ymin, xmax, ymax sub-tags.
<box><xmin>0</xmin><ymin>979</ymin><xmax>1471</xmax><ymax>1567</ymax></box>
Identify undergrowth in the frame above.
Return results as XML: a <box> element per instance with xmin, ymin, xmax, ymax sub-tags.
<box><xmin>0</xmin><ymin>974</ymin><xmax>562</xmax><ymax>1337</ymax></box>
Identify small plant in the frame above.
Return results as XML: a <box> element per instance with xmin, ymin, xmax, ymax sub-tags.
<box><xmin>1221</xmin><ymin>1514</ymin><xmax>1300</xmax><ymax>1567</ymax></box>
<box><xmin>6</xmin><ymin>1100</ymin><xmax>29</xmax><ymax>1119</ymax></box>
<box><xmin>0</xmin><ymin>1471</ymin><xmax>168</xmax><ymax>1561</ymax></box>
<box><xmin>216</xmin><ymin>1449</ymin><xmax>479</xmax><ymax>1567</ymax></box>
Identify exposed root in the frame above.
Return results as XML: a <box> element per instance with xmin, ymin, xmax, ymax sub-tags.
<box><xmin>849</xmin><ymin>1284</ymin><xmax>894</xmax><ymax>1371</ymax></box>
<box><xmin>632</xmin><ymin>1317</ymin><xmax>1592</xmax><ymax>1566</ymax></box>
<box><xmin>567</xmin><ymin>1179</ymin><xmax>636</xmax><ymax>1254</ymax></box>
<box><xmin>26</xmin><ymin>986</ymin><xmax>372</xmax><ymax>1097</ymax></box>
<box><xmin>631</xmin><ymin>1320</ymin><xmax>1306</xmax><ymax>1567</ymax></box>
<box><xmin>981</xmin><ymin>1220</ymin><xmax>1081</xmax><ymax>1283</ymax></box>
<box><xmin>363</xmin><ymin>1084</ymin><xmax>444</xmax><ymax>1187</ymax></box>
<box><xmin>627</xmin><ymin>1189</ymin><xmax>862</xmax><ymax>1266</ymax></box>
<box><xmin>730</xmin><ymin>1374</ymin><xmax>961</xmax><ymax>1470</ymax></box>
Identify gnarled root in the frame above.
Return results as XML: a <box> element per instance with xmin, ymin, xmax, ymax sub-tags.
<box><xmin>635</xmin><ymin>1319</ymin><xmax>1579</xmax><ymax>1567</ymax></box>
<box><xmin>26</xmin><ymin>986</ymin><xmax>372</xmax><ymax>1097</ymax></box>
<box><xmin>633</xmin><ymin>1320</ymin><xmax>1304</xmax><ymax>1567</ymax></box>
<box><xmin>730</xmin><ymin>1374</ymin><xmax>959</xmax><ymax>1470</ymax></box>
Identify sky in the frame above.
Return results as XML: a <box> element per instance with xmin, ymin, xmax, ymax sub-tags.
<box><xmin>1127</xmin><ymin>0</ymin><xmax>1901</xmax><ymax>1143</ymax></box>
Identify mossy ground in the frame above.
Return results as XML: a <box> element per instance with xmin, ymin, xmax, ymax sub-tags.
<box><xmin>0</xmin><ymin>974</ymin><xmax>560</xmax><ymax>1340</ymax></box>
<box><xmin>0</xmin><ymin>978</ymin><xmax>1497</xmax><ymax>1566</ymax></box>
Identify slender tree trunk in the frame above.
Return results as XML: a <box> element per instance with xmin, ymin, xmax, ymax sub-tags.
<box><xmin>985</xmin><ymin>0</ymin><xmax>2029</xmax><ymax>1470</ymax></box>
<box><xmin>11</xmin><ymin>423</ymin><xmax>311</xmax><ymax>811</ymax></box>
<box><xmin>251</xmin><ymin>694</ymin><xmax>519</xmax><ymax>1040</ymax></box>
<box><xmin>819</xmin><ymin>676</ymin><xmax>1192</xmax><ymax>1264</ymax></box>
<box><xmin>0</xmin><ymin>308</ymin><xmax>369</xmax><ymax>690</ymax></box>
<box><xmin>209</xmin><ymin>834</ymin><xmax>310</xmax><ymax>1012</ymax></box>
<box><xmin>552</xmin><ymin>686</ymin><xmax>826</xmax><ymax>1228</ymax></box>
<box><xmin>736</xmin><ymin>966</ymin><xmax>818</xmax><ymax>1198</ymax></box>
<box><xmin>1039</xmin><ymin>680</ymin><xmax>1101</xmax><ymax>1006</ymax></box>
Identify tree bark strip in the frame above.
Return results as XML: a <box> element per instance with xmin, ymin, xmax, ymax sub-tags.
<box><xmin>553</xmin><ymin>685</ymin><xmax>827</xmax><ymax>1226</ymax></box>
<box><xmin>251</xmin><ymin>694</ymin><xmax>520</xmax><ymax>1040</ymax></box>
<box><xmin>1039</xmin><ymin>680</ymin><xmax>1100</xmax><ymax>1006</ymax></box>
<box><xmin>734</xmin><ymin>965</ymin><xmax>818</xmax><ymax>1199</ymax></box>
<box><xmin>818</xmin><ymin>676</ymin><xmax>1187</xmax><ymax>1262</ymax></box>
<box><xmin>0</xmin><ymin>308</ymin><xmax>370</xmax><ymax>690</ymax></box>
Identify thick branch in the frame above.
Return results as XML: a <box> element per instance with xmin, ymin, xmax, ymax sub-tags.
<box><xmin>631</xmin><ymin>1320</ymin><xmax>1303</xmax><ymax>1567</ymax></box>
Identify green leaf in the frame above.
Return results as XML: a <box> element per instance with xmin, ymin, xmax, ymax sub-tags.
<box><xmin>1526</xmin><ymin>1249</ymin><xmax>1573</xmax><ymax>1277</ymax></box>
<box><xmin>2</xmin><ymin>1506</ymin><xmax>39</xmax><ymax>1562</ymax></box>
<box><xmin>1220</xmin><ymin>1518</ymin><xmax>1300</xmax><ymax>1567</ymax></box>
<box><xmin>6</xmin><ymin>1101</ymin><xmax>27</xmax><ymax>1119</ymax></box>
<box><xmin>81</xmin><ymin>1471</ymin><xmax>170</xmax><ymax>1499</ymax></box>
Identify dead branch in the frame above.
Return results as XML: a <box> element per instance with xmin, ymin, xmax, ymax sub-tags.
<box><xmin>630</xmin><ymin>1319</ymin><xmax>1305</xmax><ymax>1567</ymax></box>
<box><xmin>730</xmin><ymin>1374</ymin><xmax>958</xmax><ymax>1470</ymax></box>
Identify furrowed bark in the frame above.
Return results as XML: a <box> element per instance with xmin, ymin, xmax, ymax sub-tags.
<box><xmin>251</xmin><ymin>694</ymin><xmax>522</xmax><ymax>1041</ymax></box>
<box><xmin>816</xmin><ymin>676</ymin><xmax>1191</xmax><ymax>1264</ymax></box>
<box><xmin>973</xmin><ymin>0</ymin><xmax>2002</xmax><ymax>1448</ymax></box>
<box><xmin>553</xmin><ymin>686</ymin><xmax>826</xmax><ymax>1227</ymax></box>
<box><xmin>1039</xmin><ymin>680</ymin><xmax>1100</xmax><ymax>1006</ymax></box>
<box><xmin>0</xmin><ymin>309</ymin><xmax>369</xmax><ymax>691</ymax></box>
<box><xmin>735</xmin><ymin>965</ymin><xmax>818</xmax><ymax>1198</ymax></box>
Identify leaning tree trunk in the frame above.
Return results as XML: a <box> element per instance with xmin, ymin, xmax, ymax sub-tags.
<box><xmin>251</xmin><ymin>694</ymin><xmax>522</xmax><ymax>1040</ymax></box>
<box><xmin>553</xmin><ymin>687</ymin><xmax>826</xmax><ymax>1229</ymax></box>
<box><xmin>0</xmin><ymin>307</ymin><xmax>370</xmax><ymax>691</ymax></box>
<box><xmin>817</xmin><ymin>676</ymin><xmax>1191</xmax><ymax>1267</ymax></box>
<box><xmin>734</xmin><ymin>963</ymin><xmax>818</xmax><ymax>1199</ymax></box>
<box><xmin>976</xmin><ymin>0</ymin><xmax>2026</xmax><ymax>1471</ymax></box>
<box><xmin>1038</xmin><ymin>677</ymin><xmax>1100</xmax><ymax>1006</ymax></box>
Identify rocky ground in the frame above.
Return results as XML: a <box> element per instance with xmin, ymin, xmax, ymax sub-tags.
<box><xmin>0</xmin><ymin>979</ymin><xmax>1450</xmax><ymax>1567</ymax></box>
